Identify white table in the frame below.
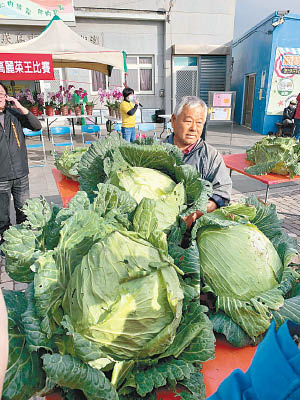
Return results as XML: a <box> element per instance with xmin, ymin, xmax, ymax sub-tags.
<box><xmin>104</xmin><ymin>116</ymin><xmax>122</xmax><ymax>123</ymax></box>
<box><xmin>158</xmin><ymin>114</ymin><xmax>172</xmax><ymax>120</ymax></box>
<box><xmin>158</xmin><ymin>114</ymin><xmax>172</xmax><ymax>137</ymax></box>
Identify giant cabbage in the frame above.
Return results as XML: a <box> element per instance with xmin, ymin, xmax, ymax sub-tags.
<box><xmin>245</xmin><ymin>136</ymin><xmax>300</xmax><ymax>177</ymax></box>
<box><xmin>78</xmin><ymin>135</ymin><xmax>212</xmax><ymax>233</ymax></box>
<box><xmin>1</xmin><ymin>186</ymin><xmax>214</xmax><ymax>400</ymax></box>
<box><xmin>109</xmin><ymin>166</ymin><xmax>186</xmax><ymax>232</ymax></box>
<box><xmin>169</xmin><ymin>198</ymin><xmax>300</xmax><ymax>345</ymax></box>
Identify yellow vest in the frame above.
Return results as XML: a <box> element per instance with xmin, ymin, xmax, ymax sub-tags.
<box><xmin>120</xmin><ymin>100</ymin><xmax>136</xmax><ymax>128</ymax></box>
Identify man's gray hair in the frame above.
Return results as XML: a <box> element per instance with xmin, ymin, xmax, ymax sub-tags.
<box><xmin>173</xmin><ymin>96</ymin><xmax>208</xmax><ymax>120</ymax></box>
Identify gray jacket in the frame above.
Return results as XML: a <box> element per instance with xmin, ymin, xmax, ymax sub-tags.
<box><xmin>164</xmin><ymin>135</ymin><xmax>232</xmax><ymax>205</ymax></box>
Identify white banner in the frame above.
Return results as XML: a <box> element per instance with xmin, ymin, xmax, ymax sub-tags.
<box><xmin>267</xmin><ymin>47</ymin><xmax>300</xmax><ymax>115</ymax></box>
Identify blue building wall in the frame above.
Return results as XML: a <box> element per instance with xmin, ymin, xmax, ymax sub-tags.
<box><xmin>232</xmin><ymin>16</ymin><xmax>273</xmax><ymax>134</ymax></box>
<box><xmin>232</xmin><ymin>13</ymin><xmax>300</xmax><ymax>135</ymax></box>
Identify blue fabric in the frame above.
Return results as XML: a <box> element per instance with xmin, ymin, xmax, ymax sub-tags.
<box><xmin>294</xmin><ymin>118</ymin><xmax>300</xmax><ymax>138</ymax></box>
<box><xmin>121</xmin><ymin>126</ymin><xmax>136</xmax><ymax>142</ymax></box>
<box><xmin>208</xmin><ymin>321</ymin><xmax>300</xmax><ymax>400</ymax></box>
<box><xmin>210</xmin><ymin>194</ymin><xmax>226</xmax><ymax>208</ymax></box>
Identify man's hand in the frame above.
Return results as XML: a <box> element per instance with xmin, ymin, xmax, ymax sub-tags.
<box><xmin>5</xmin><ymin>95</ymin><xmax>29</xmax><ymax>115</ymax></box>
<box><xmin>134</xmin><ymin>99</ymin><xmax>139</xmax><ymax>105</ymax></box>
<box><xmin>206</xmin><ymin>199</ymin><xmax>218</xmax><ymax>213</ymax></box>
<box><xmin>183</xmin><ymin>200</ymin><xmax>217</xmax><ymax>229</ymax></box>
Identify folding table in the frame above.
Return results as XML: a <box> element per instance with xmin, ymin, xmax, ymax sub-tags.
<box><xmin>223</xmin><ymin>153</ymin><xmax>300</xmax><ymax>202</ymax></box>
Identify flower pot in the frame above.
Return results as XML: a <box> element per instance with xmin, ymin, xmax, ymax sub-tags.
<box><xmin>55</xmin><ymin>109</ymin><xmax>61</xmax><ymax>115</ymax></box>
<box><xmin>115</xmin><ymin>108</ymin><xmax>121</xmax><ymax>120</ymax></box>
<box><xmin>60</xmin><ymin>105</ymin><xmax>69</xmax><ymax>116</ymax></box>
<box><xmin>108</xmin><ymin>106</ymin><xmax>114</xmax><ymax>117</ymax></box>
<box><xmin>30</xmin><ymin>106</ymin><xmax>39</xmax><ymax>116</ymax></box>
<box><xmin>85</xmin><ymin>105</ymin><xmax>93</xmax><ymax>115</ymax></box>
<box><xmin>45</xmin><ymin>106</ymin><xmax>54</xmax><ymax>116</ymax></box>
<box><xmin>74</xmin><ymin>105</ymin><xmax>82</xmax><ymax>116</ymax></box>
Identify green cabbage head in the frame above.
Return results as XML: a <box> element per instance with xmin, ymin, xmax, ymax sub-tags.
<box><xmin>197</xmin><ymin>223</ymin><xmax>282</xmax><ymax>299</ymax></box>
<box><xmin>109</xmin><ymin>166</ymin><xmax>186</xmax><ymax>232</ymax></box>
<box><xmin>62</xmin><ymin>230</ymin><xmax>184</xmax><ymax>361</ymax></box>
<box><xmin>197</xmin><ymin>222</ymin><xmax>284</xmax><ymax>338</ymax></box>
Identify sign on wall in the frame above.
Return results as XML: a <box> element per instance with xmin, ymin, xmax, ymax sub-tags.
<box><xmin>267</xmin><ymin>47</ymin><xmax>300</xmax><ymax>115</ymax></box>
<box><xmin>0</xmin><ymin>0</ymin><xmax>75</xmax><ymax>22</ymax></box>
<box><xmin>0</xmin><ymin>53</ymin><xmax>54</xmax><ymax>81</ymax></box>
<box><xmin>208</xmin><ymin>91</ymin><xmax>236</xmax><ymax>122</ymax></box>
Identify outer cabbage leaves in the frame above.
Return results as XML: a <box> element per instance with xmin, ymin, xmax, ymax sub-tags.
<box><xmin>42</xmin><ymin>354</ymin><xmax>118</xmax><ymax>400</ymax></box>
<box><xmin>245</xmin><ymin>136</ymin><xmax>300</xmax><ymax>178</ymax></box>
<box><xmin>2</xmin><ymin>290</ymin><xmax>45</xmax><ymax>400</ymax></box>
<box><xmin>54</xmin><ymin>147</ymin><xmax>88</xmax><ymax>181</ymax></box>
<box><xmin>189</xmin><ymin>200</ymin><xmax>299</xmax><ymax>342</ymax></box>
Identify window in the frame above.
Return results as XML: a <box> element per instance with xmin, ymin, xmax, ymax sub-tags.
<box><xmin>174</xmin><ymin>57</ymin><xmax>197</xmax><ymax>67</ymax></box>
<box><xmin>127</xmin><ymin>55</ymin><xmax>154</xmax><ymax>94</ymax></box>
<box><xmin>90</xmin><ymin>55</ymin><xmax>154</xmax><ymax>95</ymax></box>
<box><xmin>90</xmin><ymin>69</ymin><xmax>123</xmax><ymax>94</ymax></box>
<box><xmin>91</xmin><ymin>70</ymin><xmax>106</xmax><ymax>92</ymax></box>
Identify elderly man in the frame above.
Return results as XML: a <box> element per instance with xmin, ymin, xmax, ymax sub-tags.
<box><xmin>164</xmin><ymin>96</ymin><xmax>232</xmax><ymax>226</ymax></box>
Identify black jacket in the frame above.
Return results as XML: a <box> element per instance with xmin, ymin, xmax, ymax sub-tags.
<box><xmin>283</xmin><ymin>106</ymin><xmax>296</xmax><ymax>121</ymax></box>
<box><xmin>0</xmin><ymin>108</ymin><xmax>42</xmax><ymax>181</ymax></box>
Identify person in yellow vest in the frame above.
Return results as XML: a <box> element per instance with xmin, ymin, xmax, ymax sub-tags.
<box><xmin>120</xmin><ymin>87</ymin><xmax>140</xmax><ymax>142</ymax></box>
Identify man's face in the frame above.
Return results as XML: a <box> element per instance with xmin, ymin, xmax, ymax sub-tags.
<box><xmin>0</xmin><ymin>85</ymin><xmax>6</xmax><ymax>111</ymax></box>
<box><xmin>171</xmin><ymin>105</ymin><xmax>206</xmax><ymax>148</ymax></box>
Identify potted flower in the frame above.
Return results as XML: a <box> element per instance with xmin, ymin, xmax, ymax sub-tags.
<box><xmin>85</xmin><ymin>99</ymin><xmax>95</xmax><ymax>115</ymax></box>
<box><xmin>55</xmin><ymin>85</ymin><xmax>75</xmax><ymax>116</ymax></box>
<box><xmin>44</xmin><ymin>92</ymin><xmax>56</xmax><ymax>116</ymax></box>
<box><xmin>16</xmin><ymin>89</ymin><xmax>44</xmax><ymax>116</ymax></box>
<box><xmin>111</xmin><ymin>87</ymin><xmax>123</xmax><ymax>119</ymax></box>
<box><xmin>74</xmin><ymin>88</ymin><xmax>87</xmax><ymax>116</ymax></box>
<box><xmin>98</xmin><ymin>87</ymin><xmax>123</xmax><ymax>118</ymax></box>
<box><xmin>98</xmin><ymin>88</ymin><xmax>115</xmax><ymax>116</ymax></box>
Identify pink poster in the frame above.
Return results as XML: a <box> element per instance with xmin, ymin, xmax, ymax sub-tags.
<box><xmin>213</xmin><ymin>93</ymin><xmax>232</xmax><ymax>107</ymax></box>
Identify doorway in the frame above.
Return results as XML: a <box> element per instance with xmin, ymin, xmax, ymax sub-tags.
<box><xmin>242</xmin><ymin>74</ymin><xmax>256</xmax><ymax>128</ymax></box>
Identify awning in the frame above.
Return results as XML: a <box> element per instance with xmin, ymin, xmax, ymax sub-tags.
<box><xmin>0</xmin><ymin>16</ymin><xmax>127</xmax><ymax>76</ymax></box>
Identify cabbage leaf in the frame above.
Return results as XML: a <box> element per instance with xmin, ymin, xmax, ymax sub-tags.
<box><xmin>245</xmin><ymin>136</ymin><xmax>300</xmax><ymax>177</ymax></box>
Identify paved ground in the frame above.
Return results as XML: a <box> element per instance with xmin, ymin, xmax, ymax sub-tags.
<box><xmin>1</xmin><ymin>120</ymin><xmax>300</xmax><ymax>290</ymax></box>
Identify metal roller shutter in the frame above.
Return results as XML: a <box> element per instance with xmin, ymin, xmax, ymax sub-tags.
<box><xmin>199</xmin><ymin>56</ymin><xmax>227</xmax><ymax>103</ymax></box>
